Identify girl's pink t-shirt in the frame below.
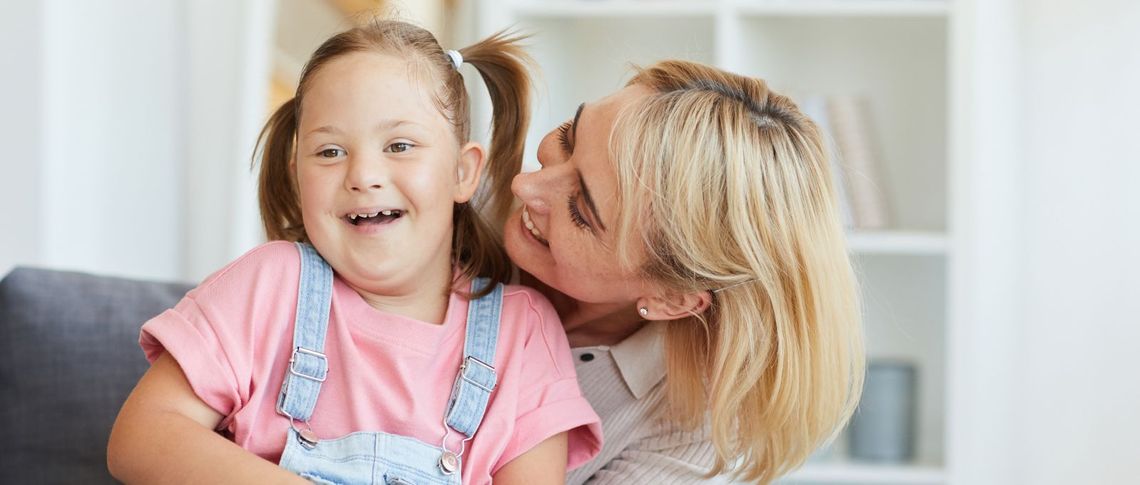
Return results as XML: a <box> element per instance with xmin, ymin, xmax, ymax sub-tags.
<box><xmin>140</xmin><ymin>241</ymin><xmax>602</xmax><ymax>482</ymax></box>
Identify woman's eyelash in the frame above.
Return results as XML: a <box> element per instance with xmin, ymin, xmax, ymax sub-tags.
<box><xmin>556</xmin><ymin>121</ymin><xmax>573</xmax><ymax>153</ymax></box>
<box><xmin>567</xmin><ymin>194</ymin><xmax>590</xmax><ymax>229</ymax></box>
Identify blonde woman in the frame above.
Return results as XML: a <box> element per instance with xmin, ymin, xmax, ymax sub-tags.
<box><xmin>503</xmin><ymin>60</ymin><xmax>864</xmax><ymax>484</ymax></box>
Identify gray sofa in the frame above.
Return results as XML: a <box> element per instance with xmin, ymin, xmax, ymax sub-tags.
<box><xmin>0</xmin><ymin>267</ymin><xmax>192</xmax><ymax>484</ymax></box>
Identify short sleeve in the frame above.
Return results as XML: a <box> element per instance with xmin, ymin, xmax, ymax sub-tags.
<box><xmin>495</xmin><ymin>291</ymin><xmax>603</xmax><ymax>473</ymax></box>
<box><xmin>139</xmin><ymin>241</ymin><xmax>300</xmax><ymax>426</ymax></box>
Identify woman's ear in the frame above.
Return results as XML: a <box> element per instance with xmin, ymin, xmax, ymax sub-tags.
<box><xmin>454</xmin><ymin>142</ymin><xmax>486</xmax><ymax>203</ymax></box>
<box><xmin>637</xmin><ymin>290</ymin><xmax>712</xmax><ymax>321</ymax></box>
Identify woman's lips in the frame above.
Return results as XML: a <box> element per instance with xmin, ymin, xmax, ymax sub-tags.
<box><xmin>522</xmin><ymin>206</ymin><xmax>550</xmax><ymax>247</ymax></box>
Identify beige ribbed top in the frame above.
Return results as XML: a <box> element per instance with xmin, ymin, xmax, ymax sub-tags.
<box><xmin>566</xmin><ymin>322</ymin><xmax>733</xmax><ymax>484</ymax></box>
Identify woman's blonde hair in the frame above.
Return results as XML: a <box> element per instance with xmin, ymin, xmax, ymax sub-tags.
<box><xmin>611</xmin><ymin>60</ymin><xmax>865</xmax><ymax>483</ymax></box>
<box><xmin>254</xmin><ymin>19</ymin><xmax>530</xmax><ymax>296</ymax></box>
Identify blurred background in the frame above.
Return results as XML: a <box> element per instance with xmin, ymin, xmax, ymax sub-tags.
<box><xmin>1</xmin><ymin>0</ymin><xmax>1137</xmax><ymax>484</ymax></box>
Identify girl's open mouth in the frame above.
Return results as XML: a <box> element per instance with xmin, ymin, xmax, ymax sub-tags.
<box><xmin>345</xmin><ymin>210</ymin><xmax>404</xmax><ymax>226</ymax></box>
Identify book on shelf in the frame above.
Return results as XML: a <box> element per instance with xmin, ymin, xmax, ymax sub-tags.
<box><xmin>799</xmin><ymin>95</ymin><xmax>891</xmax><ymax>231</ymax></box>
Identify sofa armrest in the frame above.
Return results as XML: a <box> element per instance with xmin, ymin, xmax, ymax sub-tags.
<box><xmin>0</xmin><ymin>267</ymin><xmax>192</xmax><ymax>484</ymax></box>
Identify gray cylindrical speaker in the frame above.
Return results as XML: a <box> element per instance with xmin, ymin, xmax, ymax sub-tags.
<box><xmin>849</xmin><ymin>360</ymin><xmax>917</xmax><ymax>462</ymax></box>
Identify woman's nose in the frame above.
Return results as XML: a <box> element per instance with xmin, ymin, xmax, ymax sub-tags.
<box><xmin>511</xmin><ymin>169</ymin><xmax>552</xmax><ymax>214</ymax></box>
<box><xmin>513</xmin><ymin>127</ymin><xmax>574</xmax><ymax>214</ymax></box>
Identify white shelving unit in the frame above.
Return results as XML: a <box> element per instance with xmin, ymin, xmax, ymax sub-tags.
<box><xmin>473</xmin><ymin>1</ymin><xmax>957</xmax><ymax>483</ymax></box>
<box><xmin>785</xmin><ymin>462</ymin><xmax>946</xmax><ymax>484</ymax></box>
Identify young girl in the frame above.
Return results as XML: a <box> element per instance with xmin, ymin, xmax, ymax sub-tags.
<box><xmin>108</xmin><ymin>20</ymin><xmax>601</xmax><ymax>484</ymax></box>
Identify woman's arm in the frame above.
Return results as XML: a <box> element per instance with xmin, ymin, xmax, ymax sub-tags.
<box><xmin>568</xmin><ymin>422</ymin><xmax>730</xmax><ymax>485</ymax></box>
<box><xmin>579</xmin><ymin>440</ymin><xmax>731</xmax><ymax>485</ymax></box>
<box><xmin>107</xmin><ymin>352</ymin><xmax>307</xmax><ymax>484</ymax></box>
<box><xmin>492</xmin><ymin>432</ymin><xmax>569</xmax><ymax>485</ymax></box>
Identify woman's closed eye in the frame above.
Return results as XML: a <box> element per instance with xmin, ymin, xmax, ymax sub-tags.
<box><xmin>567</xmin><ymin>193</ymin><xmax>590</xmax><ymax>230</ymax></box>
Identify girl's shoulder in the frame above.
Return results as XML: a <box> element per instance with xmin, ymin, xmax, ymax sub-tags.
<box><xmin>495</xmin><ymin>283</ymin><xmax>573</xmax><ymax>368</ymax></box>
<box><xmin>498</xmin><ymin>283</ymin><xmax>559</xmax><ymax>326</ymax></box>
<box><xmin>191</xmin><ymin>241</ymin><xmax>302</xmax><ymax>297</ymax></box>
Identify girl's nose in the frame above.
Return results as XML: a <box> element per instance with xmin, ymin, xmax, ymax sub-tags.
<box><xmin>345</xmin><ymin>154</ymin><xmax>387</xmax><ymax>192</ymax></box>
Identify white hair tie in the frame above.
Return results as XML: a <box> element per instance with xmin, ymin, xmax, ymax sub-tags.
<box><xmin>446</xmin><ymin>50</ymin><xmax>463</xmax><ymax>70</ymax></box>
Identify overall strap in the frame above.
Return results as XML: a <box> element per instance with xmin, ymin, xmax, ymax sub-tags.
<box><xmin>275</xmin><ymin>242</ymin><xmax>333</xmax><ymax>423</ymax></box>
<box><xmin>444</xmin><ymin>277</ymin><xmax>503</xmax><ymax>438</ymax></box>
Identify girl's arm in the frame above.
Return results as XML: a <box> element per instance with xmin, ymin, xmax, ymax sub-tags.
<box><xmin>107</xmin><ymin>352</ymin><xmax>308</xmax><ymax>484</ymax></box>
<box><xmin>492</xmin><ymin>432</ymin><xmax>569</xmax><ymax>485</ymax></box>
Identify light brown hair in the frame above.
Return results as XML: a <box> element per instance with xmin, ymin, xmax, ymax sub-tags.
<box><xmin>611</xmin><ymin>60</ymin><xmax>865</xmax><ymax>483</ymax></box>
<box><xmin>253</xmin><ymin>19</ymin><xmax>531</xmax><ymax>296</ymax></box>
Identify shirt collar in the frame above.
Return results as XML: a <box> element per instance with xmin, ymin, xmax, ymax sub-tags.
<box><xmin>609</xmin><ymin>321</ymin><xmax>668</xmax><ymax>400</ymax></box>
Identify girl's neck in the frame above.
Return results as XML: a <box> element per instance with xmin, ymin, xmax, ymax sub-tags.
<box><xmin>348</xmin><ymin>258</ymin><xmax>455</xmax><ymax>325</ymax></box>
<box><xmin>520</xmin><ymin>272</ymin><xmax>646</xmax><ymax>348</ymax></box>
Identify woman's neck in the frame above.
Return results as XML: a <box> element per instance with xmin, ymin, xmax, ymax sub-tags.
<box><xmin>520</xmin><ymin>272</ymin><xmax>646</xmax><ymax>348</ymax></box>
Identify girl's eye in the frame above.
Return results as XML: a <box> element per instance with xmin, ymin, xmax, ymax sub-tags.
<box><xmin>556</xmin><ymin>121</ymin><xmax>573</xmax><ymax>154</ymax></box>
<box><xmin>567</xmin><ymin>194</ymin><xmax>590</xmax><ymax>230</ymax></box>
<box><xmin>319</xmin><ymin>148</ymin><xmax>344</xmax><ymax>158</ymax></box>
<box><xmin>386</xmin><ymin>142</ymin><xmax>413</xmax><ymax>153</ymax></box>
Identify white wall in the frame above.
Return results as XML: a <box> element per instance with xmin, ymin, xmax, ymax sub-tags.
<box><xmin>0</xmin><ymin>1</ymin><xmax>44</xmax><ymax>276</ymax></box>
<box><xmin>0</xmin><ymin>0</ymin><xmax>273</xmax><ymax>282</ymax></box>
<box><xmin>39</xmin><ymin>0</ymin><xmax>185</xmax><ymax>280</ymax></box>
<box><xmin>183</xmin><ymin>0</ymin><xmax>276</xmax><ymax>281</ymax></box>
<box><xmin>1015</xmin><ymin>0</ymin><xmax>1140</xmax><ymax>483</ymax></box>
<box><xmin>948</xmin><ymin>0</ymin><xmax>1023</xmax><ymax>482</ymax></box>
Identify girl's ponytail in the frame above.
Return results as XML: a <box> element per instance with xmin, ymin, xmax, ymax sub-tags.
<box><xmin>254</xmin><ymin>97</ymin><xmax>305</xmax><ymax>242</ymax></box>
<box><xmin>459</xmin><ymin>31</ymin><xmax>532</xmax><ymax>228</ymax></box>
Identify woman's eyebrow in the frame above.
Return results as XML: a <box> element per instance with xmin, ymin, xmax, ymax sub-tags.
<box><xmin>570</xmin><ymin>103</ymin><xmax>584</xmax><ymax>147</ymax></box>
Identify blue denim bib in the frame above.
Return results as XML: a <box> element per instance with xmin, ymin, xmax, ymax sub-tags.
<box><xmin>275</xmin><ymin>243</ymin><xmax>502</xmax><ymax>484</ymax></box>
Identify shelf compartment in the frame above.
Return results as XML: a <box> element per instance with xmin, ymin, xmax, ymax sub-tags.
<box><xmin>508</xmin><ymin>15</ymin><xmax>716</xmax><ymax>171</ymax></box>
<box><xmin>511</xmin><ymin>0</ymin><xmax>717</xmax><ymax>18</ymax></box>
<box><xmin>735</xmin><ymin>0</ymin><xmax>949</xmax><ymax>17</ymax></box>
<box><xmin>735</xmin><ymin>16</ymin><xmax>948</xmax><ymax>230</ymax></box>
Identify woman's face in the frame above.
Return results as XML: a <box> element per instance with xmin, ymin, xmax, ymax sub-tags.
<box><xmin>504</xmin><ymin>85</ymin><xmax>656</xmax><ymax>305</ymax></box>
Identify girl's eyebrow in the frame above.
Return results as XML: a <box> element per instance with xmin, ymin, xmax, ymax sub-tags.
<box><xmin>303</xmin><ymin>120</ymin><xmax>423</xmax><ymax>138</ymax></box>
<box><xmin>304</xmin><ymin>125</ymin><xmax>342</xmax><ymax>138</ymax></box>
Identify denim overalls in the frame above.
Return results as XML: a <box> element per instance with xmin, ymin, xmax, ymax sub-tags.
<box><xmin>275</xmin><ymin>243</ymin><xmax>502</xmax><ymax>485</ymax></box>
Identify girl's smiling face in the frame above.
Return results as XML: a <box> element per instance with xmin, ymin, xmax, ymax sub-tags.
<box><xmin>295</xmin><ymin>52</ymin><xmax>482</xmax><ymax>305</ymax></box>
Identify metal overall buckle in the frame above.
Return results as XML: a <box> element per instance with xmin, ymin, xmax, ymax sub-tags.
<box><xmin>277</xmin><ymin>346</ymin><xmax>328</xmax><ymax>449</ymax></box>
<box><xmin>436</xmin><ymin>356</ymin><xmax>495</xmax><ymax>475</ymax></box>
<box><xmin>437</xmin><ymin>424</ymin><xmax>468</xmax><ymax>475</ymax></box>
<box><xmin>278</xmin><ymin>406</ymin><xmax>320</xmax><ymax>449</ymax></box>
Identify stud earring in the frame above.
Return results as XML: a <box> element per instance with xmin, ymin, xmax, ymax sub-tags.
<box><xmin>638</xmin><ymin>307</ymin><xmax>649</xmax><ymax>317</ymax></box>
